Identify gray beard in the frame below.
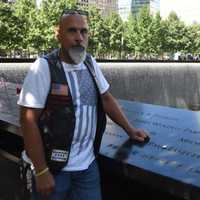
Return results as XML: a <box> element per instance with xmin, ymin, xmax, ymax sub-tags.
<box><xmin>68</xmin><ymin>46</ymin><xmax>86</xmax><ymax>65</ymax></box>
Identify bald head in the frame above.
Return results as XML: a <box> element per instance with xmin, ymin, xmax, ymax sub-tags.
<box><xmin>59</xmin><ymin>11</ymin><xmax>88</xmax><ymax>26</ymax></box>
<box><xmin>58</xmin><ymin>13</ymin><xmax>88</xmax><ymax>32</ymax></box>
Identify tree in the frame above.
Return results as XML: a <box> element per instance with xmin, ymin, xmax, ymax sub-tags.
<box><xmin>34</xmin><ymin>0</ymin><xmax>77</xmax><ymax>53</ymax></box>
<box><xmin>27</xmin><ymin>0</ymin><xmax>77</xmax><ymax>54</ymax></box>
<box><xmin>104</xmin><ymin>12</ymin><xmax>124</xmax><ymax>58</ymax></box>
<box><xmin>136</xmin><ymin>6</ymin><xmax>156</xmax><ymax>57</ymax></box>
<box><xmin>1</xmin><ymin>0</ymin><xmax>200</xmax><ymax>59</ymax></box>
<box><xmin>188</xmin><ymin>24</ymin><xmax>200</xmax><ymax>54</ymax></box>
<box><xmin>12</xmin><ymin>0</ymin><xmax>76</xmax><ymax>55</ymax></box>
<box><xmin>164</xmin><ymin>12</ymin><xmax>188</xmax><ymax>55</ymax></box>
<box><xmin>13</xmin><ymin>0</ymin><xmax>37</xmax><ymax>53</ymax></box>
<box><xmin>0</xmin><ymin>2</ymin><xmax>24</xmax><ymax>56</ymax></box>
<box><xmin>87</xmin><ymin>6</ymin><xmax>110</xmax><ymax>58</ymax></box>
<box><xmin>125</xmin><ymin>6</ymin><xmax>157</xmax><ymax>58</ymax></box>
<box><xmin>124</xmin><ymin>14</ymin><xmax>138</xmax><ymax>57</ymax></box>
<box><xmin>149</xmin><ymin>13</ymin><xmax>167</xmax><ymax>57</ymax></box>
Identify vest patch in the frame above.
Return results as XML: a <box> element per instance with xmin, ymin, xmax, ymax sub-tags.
<box><xmin>51</xmin><ymin>149</ymin><xmax>68</xmax><ymax>162</ymax></box>
<box><xmin>51</xmin><ymin>83</ymin><xmax>68</xmax><ymax>96</ymax></box>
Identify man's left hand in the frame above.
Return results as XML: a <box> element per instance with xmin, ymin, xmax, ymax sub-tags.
<box><xmin>127</xmin><ymin>127</ymin><xmax>149</xmax><ymax>142</ymax></box>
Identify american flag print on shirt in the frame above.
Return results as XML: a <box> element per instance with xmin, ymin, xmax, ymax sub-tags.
<box><xmin>66</xmin><ymin>68</ymin><xmax>98</xmax><ymax>154</ymax></box>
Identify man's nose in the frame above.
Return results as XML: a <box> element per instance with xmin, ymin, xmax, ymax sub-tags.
<box><xmin>75</xmin><ymin>31</ymin><xmax>84</xmax><ymax>42</ymax></box>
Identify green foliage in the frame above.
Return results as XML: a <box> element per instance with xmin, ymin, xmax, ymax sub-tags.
<box><xmin>187</xmin><ymin>24</ymin><xmax>200</xmax><ymax>54</ymax></box>
<box><xmin>87</xmin><ymin>6</ymin><xmax>110</xmax><ymax>58</ymax></box>
<box><xmin>124</xmin><ymin>7</ymin><xmax>167</xmax><ymax>58</ymax></box>
<box><xmin>4</xmin><ymin>0</ymin><xmax>76</xmax><ymax>54</ymax></box>
<box><xmin>164</xmin><ymin>12</ymin><xmax>188</xmax><ymax>54</ymax></box>
<box><xmin>28</xmin><ymin>0</ymin><xmax>77</xmax><ymax>53</ymax></box>
<box><xmin>0</xmin><ymin>2</ymin><xmax>24</xmax><ymax>53</ymax></box>
<box><xmin>135</xmin><ymin>7</ymin><xmax>154</xmax><ymax>56</ymax></box>
<box><xmin>149</xmin><ymin>13</ymin><xmax>166</xmax><ymax>56</ymax></box>
<box><xmin>124</xmin><ymin>14</ymin><xmax>138</xmax><ymax>54</ymax></box>
<box><xmin>1</xmin><ymin>1</ymin><xmax>200</xmax><ymax>59</ymax></box>
<box><xmin>104</xmin><ymin>12</ymin><xmax>123</xmax><ymax>58</ymax></box>
<box><xmin>13</xmin><ymin>0</ymin><xmax>37</xmax><ymax>50</ymax></box>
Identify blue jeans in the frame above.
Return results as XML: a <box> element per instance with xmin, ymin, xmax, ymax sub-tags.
<box><xmin>32</xmin><ymin>160</ymin><xmax>102</xmax><ymax>200</ymax></box>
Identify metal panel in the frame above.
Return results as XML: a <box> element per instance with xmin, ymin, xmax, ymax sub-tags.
<box><xmin>100</xmin><ymin>100</ymin><xmax>200</xmax><ymax>199</ymax></box>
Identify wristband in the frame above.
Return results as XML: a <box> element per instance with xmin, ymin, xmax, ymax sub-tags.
<box><xmin>35</xmin><ymin>167</ymin><xmax>49</xmax><ymax>177</ymax></box>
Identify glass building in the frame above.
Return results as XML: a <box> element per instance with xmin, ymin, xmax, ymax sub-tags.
<box><xmin>131</xmin><ymin>0</ymin><xmax>149</xmax><ymax>15</ymax></box>
<box><xmin>118</xmin><ymin>0</ymin><xmax>160</xmax><ymax>21</ymax></box>
<box><xmin>132</xmin><ymin>0</ymin><xmax>160</xmax><ymax>15</ymax></box>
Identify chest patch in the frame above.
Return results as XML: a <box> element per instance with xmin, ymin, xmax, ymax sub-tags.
<box><xmin>51</xmin><ymin>83</ymin><xmax>68</xmax><ymax>96</ymax></box>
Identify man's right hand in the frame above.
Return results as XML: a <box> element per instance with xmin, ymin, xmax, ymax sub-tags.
<box><xmin>35</xmin><ymin>171</ymin><xmax>55</xmax><ymax>197</ymax></box>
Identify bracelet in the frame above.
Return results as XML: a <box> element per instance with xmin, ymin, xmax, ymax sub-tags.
<box><xmin>35</xmin><ymin>167</ymin><xmax>49</xmax><ymax>177</ymax></box>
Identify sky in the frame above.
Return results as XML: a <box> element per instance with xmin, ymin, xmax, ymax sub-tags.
<box><xmin>118</xmin><ymin>0</ymin><xmax>200</xmax><ymax>24</ymax></box>
<box><xmin>160</xmin><ymin>0</ymin><xmax>200</xmax><ymax>24</ymax></box>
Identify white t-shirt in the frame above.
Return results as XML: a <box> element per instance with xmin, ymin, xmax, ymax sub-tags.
<box><xmin>18</xmin><ymin>56</ymin><xmax>109</xmax><ymax>171</ymax></box>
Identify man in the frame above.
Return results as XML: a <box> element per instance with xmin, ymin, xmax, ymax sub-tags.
<box><xmin>18</xmin><ymin>9</ymin><xmax>148</xmax><ymax>200</ymax></box>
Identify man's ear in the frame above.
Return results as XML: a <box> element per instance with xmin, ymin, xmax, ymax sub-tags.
<box><xmin>54</xmin><ymin>25</ymin><xmax>60</xmax><ymax>41</ymax></box>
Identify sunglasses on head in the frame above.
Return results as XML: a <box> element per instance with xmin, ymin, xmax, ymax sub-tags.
<box><xmin>62</xmin><ymin>9</ymin><xmax>88</xmax><ymax>17</ymax></box>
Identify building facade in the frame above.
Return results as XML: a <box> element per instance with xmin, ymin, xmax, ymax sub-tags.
<box><xmin>118</xmin><ymin>0</ymin><xmax>160</xmax><ymax>21</ymax></box>
<box><xmin>77</xmin><ymin>0</ymin><xmax>89</xmax><ymax>7</ymax></box>
<box><xmin>6</xmin><ymin>0</ymin><xmax>117</xmax><ymax>16</ymax></box>
<box><xmin>77</xmin><ymin>0</ymin><xmax>118</xmax><ymax>16</ymax></box>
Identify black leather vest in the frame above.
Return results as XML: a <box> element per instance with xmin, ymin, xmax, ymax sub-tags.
<box><xmin>39</xmin><ymin>49</ymin><xmax>106</xmax><ymax>174</ymax></box>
